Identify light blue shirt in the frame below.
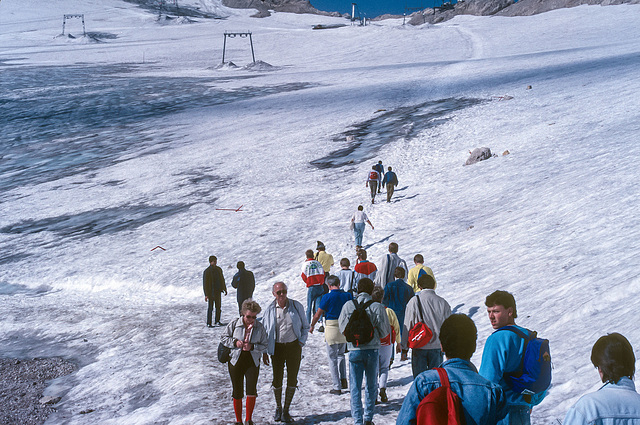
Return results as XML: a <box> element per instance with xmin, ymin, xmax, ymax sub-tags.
<box><xmin>564</xmin><ymin>377</ymin><xmax>640</xmax><ymax>425</ymax></box>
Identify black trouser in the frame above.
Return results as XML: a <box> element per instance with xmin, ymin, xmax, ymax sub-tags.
<box><xmin>207</xmin><ymin>292</ymin><xmax>222</xmax><ymax>325</ymax></box>
<box><xmin>271</xmin><ymin>341</ymin><xmax>302</xmax><ymax>388</ymax></box>
<box><xmin>229</xmin><ymin>351</ymin><xmax>260</xmax><ymax>399</ymax></box>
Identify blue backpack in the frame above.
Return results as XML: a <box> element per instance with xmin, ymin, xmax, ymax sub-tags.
<box><xmin>499</xmin><ymin>326</ymin><xmax>552</xmax><ymax>400</ymax></box>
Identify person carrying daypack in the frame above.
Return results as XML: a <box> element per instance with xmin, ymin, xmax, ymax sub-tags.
<box><xmin>479</xmin><ymin>291</ymin><xmax>550</xmax><ymax>425</ymax></box>
<box><xmin>339</xmin><ymin>278</ymin><xmax>390</xmax><ymax>425</ymax></box>
<box><xmin>397</xmin><ymin>314</ymin><xmax>507</xmax><ymax>425</ymax></box>
<box><xmin>366</xmin><ymin>166</ymin><xmax>380</xmax><ymax>204</ymax></box>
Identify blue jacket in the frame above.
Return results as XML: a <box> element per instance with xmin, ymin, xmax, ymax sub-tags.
<box><xmin>383</xmin><ymin>171</ymin><xmax>398</xmax><ymax>186</ymax></box>
<box><xmin>563</xmin><ymin>377</ymin><xmax>640</xmax><ymax>425</ymax></box>
<box><xmin>396</xmin><ymin>358</ymin><xmax>507</xmax><ymax>425</ymax></box>
<box><xmin>262</xmin><ymin>298</ymin><xmax>309</xmax><ymax>355</ymax></box>
<box><xmin>479</xmin><ymin>325</ymin><xmax>546</xmax><ymax>408</ymax></box>
<box><xmin>382</xmin><ymin>278</ymin><xmax>413</xmax><ymax>329</ymax></box>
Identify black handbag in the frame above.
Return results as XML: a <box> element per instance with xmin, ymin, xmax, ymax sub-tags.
<box><xmin>218</xmin><ymin>341</ymin><xmax>232</xmax><ymax>363</ymax></box>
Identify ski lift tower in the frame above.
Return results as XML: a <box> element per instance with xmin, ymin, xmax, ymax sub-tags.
<box><xmin>221</xmin><ymin>31</ymin><xmax>256</xmax><ymax>64</ymax></box>
<box><xmin>350</xmin><ymin>3</ymin><xmax>367</xmax><ymax>26</ymax></box>
<box><xmin>61</xmin><ymin>14</ymin><xmax>86</xmax><ymax>36</ymax></box>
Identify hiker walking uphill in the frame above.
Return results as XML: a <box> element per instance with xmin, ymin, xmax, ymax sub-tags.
<box><xmin>382</xmin><ymin>166</ymin><xmax>398</xmax><ymax>203</ymax></box>
<box><xmin>564</xmin><ymin>333</ymin><xmax>640</xmax><ymax>424</ymax></box>
<box><xmin>337</xmin><ymin>258</ymin><xmax>358</xmax><ymax>295</ymax></box>
<box><xmin>301</xmin><ymin>249</ymin><xmax>325</xmax><ymax>324</ymax></box>
<box><xmin>401</xmin><ymin>274</ymin><xmax>451</xmax><ymax>378</ymax></box>
<box><xmin>339</xmin><ymin>278</ymin><xmax>390</xmax><ymax>425</ymax></box>
<box><xmin>309</xmin><ymin>276</ymin><xmax>353</xmax><ymax>395</ymax></box>
<box><xmin>374</xmin><ymin>160</ymin><xmax>384</xmax><ymax>193</ymax></box>
<box><xmin>479</xmin><ymin>290</ymin><xmax>550</xmax><ymax>425</ymax></box>
<box><xmin>374</xmin><ymin>242</ymin><xmax>409</xmax><ymax>288</ymax></box>
<box><xmin>354</xmin><ymin>249</ymin><xmax>377</xmax><ymax>283</ymax></box>
<box><xmin>382</xmin><ymin>267</ymin><xmax>414</xmax><ymax>338</ymax></box>
<box><xmin>396</xmin><ymin>314</ymin><xmax>507</xmax><ymax>425</ymax></box>
<box><xmin>366</xmin><ymin>166</ymin><xmax>380</xmax><ymax>204</ymax></box>
<box><xmin>350</xmin><ymin>205</ymin><xmax>374</xmax><ymax>250</ymax></box>
<box><xmin>371</xmin><ymin>286</ymin><xmax>401</xmax><ymax>405</ymax></box>
<box><xmin>203</xmin><ymin>255</ymin><xmax>227</xmax><ymax>327</ymax></box>
<box><xmin>231</xmin><ymin>261</ymin><xmax>255</xmax><ymax>315</ymax></box>
<box><xmin>407</xmin><ymin>254</ymin><xmax>436</xmax><ymax>294</ymax></box>
<box><xmin>314</xmin><ymin>241</ymin><xmax>334</xmax><ymax>280</ymax></box>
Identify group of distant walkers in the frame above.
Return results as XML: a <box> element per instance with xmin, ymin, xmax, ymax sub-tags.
<box><xmin>366</xmin><ymin>160</ymin><xmax>398</xmax><ymax>204</ymax></box>
<box><xmin>203</xmin><ymin>158</ymin><xmax>640</xmax><ymax>425</ymax></box>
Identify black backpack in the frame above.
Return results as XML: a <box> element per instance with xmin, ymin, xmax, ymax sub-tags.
<box><xmin>343</xmin><ymin>300</ymin><xmax>375</xmax><ymax>347</ymax></box>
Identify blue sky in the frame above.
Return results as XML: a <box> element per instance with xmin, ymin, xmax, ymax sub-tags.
<box><xmin>310</xmin><ymin>0</ymin><xmax>443</xmax><ymax>17</ymax></box>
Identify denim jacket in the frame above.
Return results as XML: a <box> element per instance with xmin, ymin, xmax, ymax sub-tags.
<box><xmin>563</xmin><ymin>377</ymin><xmax>640</xmax><ymax>425</ymax></box>
<box><xmin>396</xmin><ymin>358</ymin><xmax>507</xmax><ymax>425</ymax></box>
<box><xmin>262</xmin><ymin>298</ymin><xmax>309</xmax><ymax>356</ymax></box>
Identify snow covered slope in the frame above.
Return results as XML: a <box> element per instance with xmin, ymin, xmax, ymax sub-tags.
<box><xmin>1</xmin><ymin>0</ymin><xmax>639</xmax><ymax>423</ymax></box>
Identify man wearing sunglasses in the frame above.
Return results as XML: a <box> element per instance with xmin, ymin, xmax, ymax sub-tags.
<box><xmin>262</xmin><ymin>282</ymin><xmax>309</xmax><ymax>423</ymax></box>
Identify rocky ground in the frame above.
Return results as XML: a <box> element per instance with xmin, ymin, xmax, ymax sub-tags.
<box><xmin>406</xmin><ymin>0</ymin><xmax>640</xmax><ymax>25</ymax></box>
<box><xmin>0</xmin><ymin>358</ymin><xmax>76</xmax><ymax>425</ymax></box>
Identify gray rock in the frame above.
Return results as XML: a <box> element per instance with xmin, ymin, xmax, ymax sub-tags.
<box><xmin>39</xmin><ymin>396</ymin><xmax>61</xmax><ymax>405</ymax></box>
<box><xmin>408</xmin><ymin>0</ymin><xmax>640</xmax><ymax>25</ymax></box>
<box><xmin>465</xmin><ymin>147</ymin><xmax>494</xmax><ymax>165</ymax></box>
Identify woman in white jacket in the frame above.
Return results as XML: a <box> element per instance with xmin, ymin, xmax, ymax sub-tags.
<box><xmin>221</xmin><ymin>299</ymin><xmax>268</xmax><ymax>425</ymax></box>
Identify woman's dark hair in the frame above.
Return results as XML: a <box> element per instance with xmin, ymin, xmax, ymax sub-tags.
<box><xmin>358</xmin><ymin>205</ymin><xmax>364</xmax><ymax>211</ymax></box>
<box><xmin>440</xmin><ymin>314</ymin><xmax>477</xmax><ymax>360</ymax></box>
<box><xmin>371</xmin><ymin>286</ymin><xmax>384</xmax><ymax>303</ymax></box>
<box><xmin>591</xmin><ymin>333</ymin><xmax>635</xmax><ymax>383</ymax></box>
<box><xmin>485</xmin><ymin>290</ymin><xmax>518</xmax><ymax>319</ymax></box>
<box><xmin>357</xmin><ymin>278</ymin><xmax>374</xmax><ymax>295</ymax></box>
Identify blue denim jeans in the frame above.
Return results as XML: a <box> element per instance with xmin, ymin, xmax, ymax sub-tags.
<box><xmin>411</xmin><ymin>348</ymin><xmax>443</xmax><ymax>378</ymax></box>
<box><xmin>306</xmin><ymin>284</ymin><xmax>325</xmax><ymax>323</ymax></box>
<box><xmin>349</xmin><ymin>349</ymin><xmax>379</xmax><ymax>425</ymax></box>
<box><xmin>353</xmin><ymin>222</ymin><xmax>365</xmax><ymax>247</ymax></box>
<box><xmin>499</xmin><ymin>406</ymin><xmax>531</xmax><ymax>425</ymax></box>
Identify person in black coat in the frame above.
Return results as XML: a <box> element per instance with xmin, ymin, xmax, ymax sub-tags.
<box><xmin>231</xmin><ymin>261</ymin><xmax>255</xmax><ymax>315</ymax></box>
<box><xmin>203</xmin><ymin>255</ymin><xmax>227</xmax><ymax>327</ymax></box>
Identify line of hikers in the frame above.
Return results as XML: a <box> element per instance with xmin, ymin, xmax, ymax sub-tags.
<box><xmin>366</xmin><ymin>160</ymin><xmax>398</xmax><ymax>204</ymax></box>
<box><xmin>211</xmin><ymin>241</ymin><xmax>640</xmax><ymax>425</ymax></box>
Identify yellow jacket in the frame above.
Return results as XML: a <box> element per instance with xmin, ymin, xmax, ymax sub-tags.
<box><xmin>386</xmin><ymin>308</ymin><xmax>401</xmax><ymax>343</ymax></box>
<box><xmin>315</xmin><ymin>251</ymin><xmax>334</xmax><ymax>274</ymax></box>
<box><xmin>407</xmin><ymin>264</ymin><xmax>436</xmax><ymax>293</ymax></box>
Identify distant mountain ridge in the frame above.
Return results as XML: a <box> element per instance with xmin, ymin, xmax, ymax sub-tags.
<box><xmin>125</xmin><ymin>0</ymin><xmax>640</xmax><ymax>22</ymax></box>
<box><xmin>406</xmin><ymin>0</ymin><xmax>640</xmax><ymax>24</ymax></box>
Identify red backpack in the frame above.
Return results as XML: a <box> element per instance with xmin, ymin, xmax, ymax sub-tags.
<box><xmin>368</xmin><ymin>171</ymin><xmax>378</xmax><ymax>180</ymax></box>
<box><xmin>416</xmin><ymin>368</ymin><xmax>466</xmax><ymax>425</ymax></box>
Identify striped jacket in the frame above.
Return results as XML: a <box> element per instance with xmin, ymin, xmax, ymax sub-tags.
<box><xmin>301</xmin><ymin>258</ymin><xmax>324</xmax><ymax>287</ymax></box>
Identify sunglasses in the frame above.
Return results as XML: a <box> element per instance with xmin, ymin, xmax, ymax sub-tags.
<box><xmin>276</xmin><ymin>290</ymin><xmax>287</xmax><ymax>296</ymax></box>
<box><xmin>245</xmin><ymin>314</ymin><xmax>257</xmax><ymax>319</ymax></box>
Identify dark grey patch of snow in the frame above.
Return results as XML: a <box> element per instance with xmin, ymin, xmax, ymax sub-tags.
<box><xmin>311</xmin><ymin>97</ymin><xmax>486</xmax><ymax>169</ymax></box>
<box><xmin>0</xmin><ymin>204</ymin><xmax>193</xmax><ymax>239</ymax></box>
<box><xmin>0</xmin><ymin>64</ymin><xmax>316</xmax><ymax>193</ymax></box>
